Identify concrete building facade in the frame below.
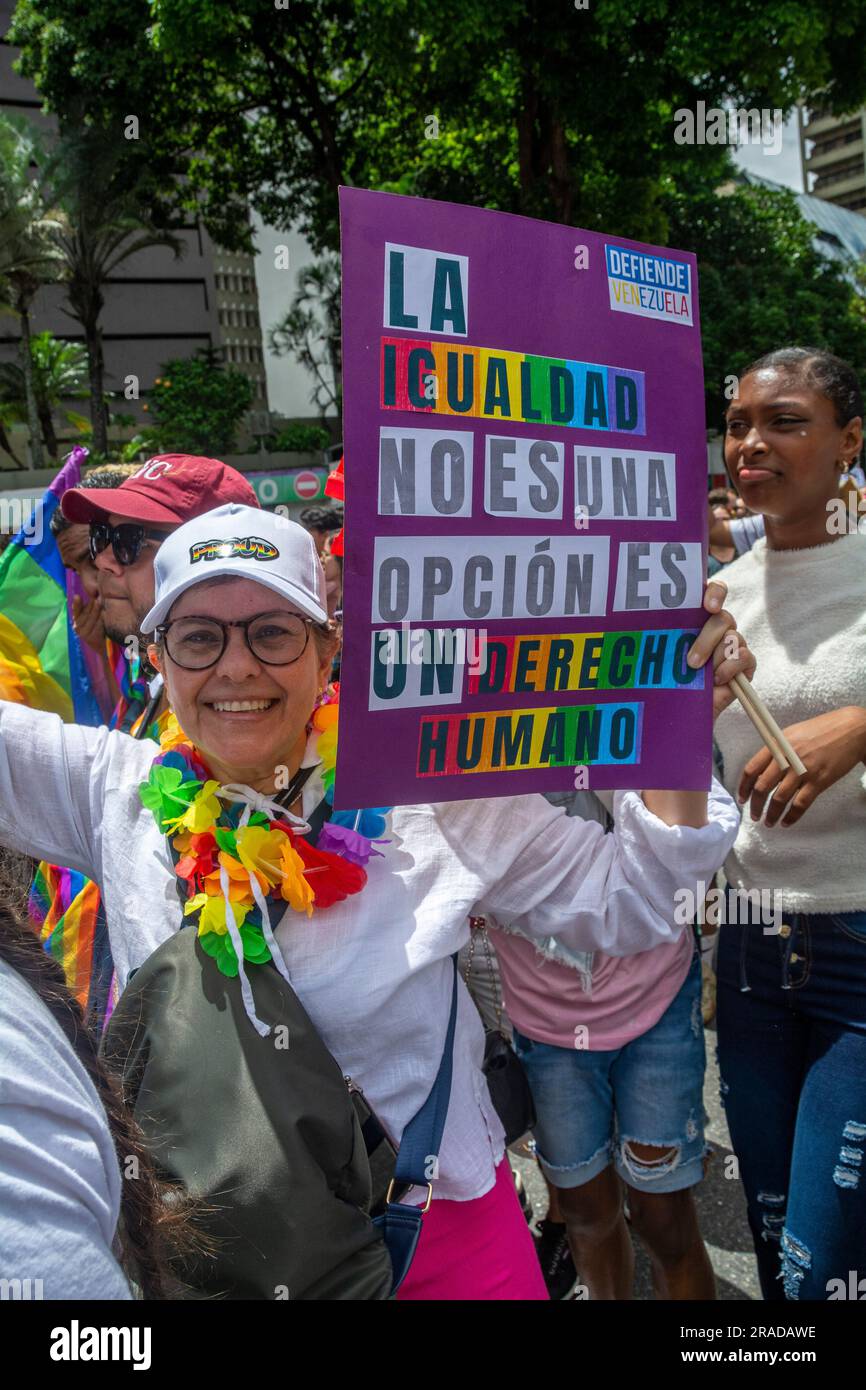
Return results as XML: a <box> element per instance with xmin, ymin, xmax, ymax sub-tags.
<box><xmin>0</xmin><ymin>0</ymin><xmax>268</xmax><ymax>466</ymax></box>
<box><xmin>799</xmin><ymin>106</ymin><xmax>866</xmax><ymax>214</ymax></box>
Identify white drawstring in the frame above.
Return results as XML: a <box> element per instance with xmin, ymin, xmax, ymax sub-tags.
<box><xmin>220</xmin><ymin>783</ymin><xmax>310</xmax><ymax>833</ymax></box>
<box><xmin>245</xmin><ymin>870</ymin><xmax>295</xmax><ymax>990</ymax></box>
<box><xmin>216</xmin><ymin>783</ymin><xmax>301</xmax><ymax>1032</ymax></box>
<box><xmin>219</xmin><ymin>862</ymin><xmax>270</xmax><ymax>1037</ymax></box>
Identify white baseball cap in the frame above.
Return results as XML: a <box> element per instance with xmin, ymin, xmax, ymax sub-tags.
<box><xmin>140</xmin><ymin>503</ymin><xmax>329</xmax><ymax>634</ymax></box>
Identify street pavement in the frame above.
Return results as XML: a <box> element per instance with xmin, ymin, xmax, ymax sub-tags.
<box><xmin>510</xmin><ymin>1016</ymin><xmax>762</xmax><ymax>1301</ymax></box>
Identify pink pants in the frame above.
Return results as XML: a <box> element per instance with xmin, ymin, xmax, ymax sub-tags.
<box><xmin>396</xmin><ymin>1159</ymin><xmax>549</xmax><ymax>1301</ymax></box>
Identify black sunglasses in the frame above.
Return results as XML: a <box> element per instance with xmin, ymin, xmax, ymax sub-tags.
<box><xmin>89</xmin><ymin>521</ymin><xmax>167</xmax><ymax>567</ymax></box>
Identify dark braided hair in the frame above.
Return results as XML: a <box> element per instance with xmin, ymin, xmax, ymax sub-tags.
<box><xmin>740</xmin><ymin>347</ymin><xmax>865</xmax><ymax>429</ymax></box>
<box><xmin>0</xmin><ymin>855</ymin><xmax>199</xmax><ymax>1299</ymax></box>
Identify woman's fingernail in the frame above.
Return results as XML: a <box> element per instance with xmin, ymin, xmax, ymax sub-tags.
<box><xmin>686</xmin><ymin>649</ymin><xmax>701</xmax><ymax>667</ymax></box>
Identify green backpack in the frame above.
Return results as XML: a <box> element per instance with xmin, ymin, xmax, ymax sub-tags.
<box><xmin>101</xmin><ymin>929</ymin><xmax>393</xmax><ymax>1301</ymax></box>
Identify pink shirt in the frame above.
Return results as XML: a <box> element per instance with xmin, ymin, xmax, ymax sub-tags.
<box><xmin>490</xmin><ymin>925</ymin><xmax>693</xmax><ymax>1051</ymax></box>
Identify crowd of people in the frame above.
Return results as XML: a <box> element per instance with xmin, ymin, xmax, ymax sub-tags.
<box><xmin>0</xmin><ymin>345</ymin><xmax>864</xmax><ymax>1301</ymax></box>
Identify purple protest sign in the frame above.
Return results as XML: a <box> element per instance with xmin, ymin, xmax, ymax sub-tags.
<box><xmin>334</xmin><ymin>187</ymin><xmax>711</xmax><ymax>810</ymax></box>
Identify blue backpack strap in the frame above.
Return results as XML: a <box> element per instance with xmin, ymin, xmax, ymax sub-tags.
<box><xmin>373</xmin><ymin>954</ymin><xmax>459</xmax><ymax>1294</ymax></box>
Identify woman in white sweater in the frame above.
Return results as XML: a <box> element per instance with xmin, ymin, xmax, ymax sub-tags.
<box><xmin>714</xmin><ymin>347</ymin><xmax>866</xmax><ymax>1302</ymax></box>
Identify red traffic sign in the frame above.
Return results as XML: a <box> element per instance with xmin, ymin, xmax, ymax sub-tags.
<box><xmin>294</xmin><ymin>470</ymin><xmax>321</xmax><ymax>500</ymax></box>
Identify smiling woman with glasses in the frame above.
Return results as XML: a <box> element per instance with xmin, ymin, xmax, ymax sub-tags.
<box><xmin>0</xmin><ymin>502</ymin><xmax>752</xmax><ymax>1302</ymax></box>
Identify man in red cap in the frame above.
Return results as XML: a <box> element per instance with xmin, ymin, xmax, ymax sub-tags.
<box><xmin>62</xmin><ymin>454</ymin><xmax>258</xmax><ymax>661</ymax></box>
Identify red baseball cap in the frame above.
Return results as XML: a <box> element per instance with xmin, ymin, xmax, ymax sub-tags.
<box><xmin>61</xmin><ymin>454</ymin><xmax>259</xmax><ymax>525</ymax></box>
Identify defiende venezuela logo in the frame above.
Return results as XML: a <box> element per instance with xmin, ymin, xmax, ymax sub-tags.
<box><xmin>190</xmin><ymin>536</ymin><xmax>280</xmax><ymax>564</ymax></box>
<box><xmin>605</xmin><ymin>245</ymin><xmax>693</xmax><ymax>326</ymax></box>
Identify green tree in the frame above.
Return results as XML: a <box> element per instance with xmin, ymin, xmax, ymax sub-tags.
<box><xmin>0</xmin><ymin>404</ymin><xmax>25</xmax><ymax>469</ymax></box>
<box><xmin>0</xmin><ymin>115</ymin><xmax>66</xmax><ymax>469</ymax></box>
<box><xmin>13</xmin><ymin>0</ymin><xmax>866</xmax><ymax>252</ymax></box>
<box><xmin>147</xmin><ymin>349</ymin><xmax>254</xmax><ymax>454</ymax></box>
<box><xmin>13</xmin><ymin>0</ymin><xmax>866</xmax><ymax>436</ymax></box>
<box><xmin>268</xmin><ymin>256</ymin><xmax>342</xmax><ymax>425</ymax></box>
<box><xmin>48</xmin><ymin>121</ymin><xmax>185</xmax><ymax>455</ymax></box>
<box><xmin>0</xmin><ymin>332</ymin><xmax>89</xmax><ymax>459</ymax></box>
<box><xmin>668</xmin><ymin>181</ymin><xmax>866</xmax><ymax>427</ymax></box>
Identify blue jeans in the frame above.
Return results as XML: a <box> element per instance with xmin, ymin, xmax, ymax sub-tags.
<box><xmin>513</xmin><ymin>949</ymin><xmax>707</xmax><ymax>1194</ymax></box>
<box><xmin>716</xmin><ymin>901</ymin><xmax>866</xmax><ymax>1301</ymax></box>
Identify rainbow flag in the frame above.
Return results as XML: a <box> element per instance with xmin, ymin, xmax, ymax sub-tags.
<box><xmin>28</xmin><ymin>863</ymin><xmax>116</xmax><ymax>1030</ymax></box>
<box><xmin>0</xmin><ymin>446</ymin><xmax>104</xmax><ymax>725</ymax></box>
<box><xmin>0</xmin><ymin>446</ymin><xmax>130</xmax><ymax>1029</ymax></box>
<box><xmin>28</xmin><ymin>686</ymin><xmax>167</xmax><ymax>1034</ymax></box>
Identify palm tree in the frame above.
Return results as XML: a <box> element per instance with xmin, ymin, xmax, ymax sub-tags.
<box><xmin>0</xmin><ymin>403</ymin><xmax>24</xmax><ymax>469</ymax></box>
<box><xmin>0</xmin><ymin>116</ymin><xmax>66</xmax><ymax>470</ymax></box>
<box><xmin>0</xmin><ymin>332</ymin><xmax>89</xmax><ymax>459</ymax></box>
<box><xmin>269</xmin><ymin>256</ymin><xmax>342</xmax><ymax>429</ymax></box>
<box><xmin>49</xmin><ymin>124</ymin><xmax>184</xmax><ymax>454</ymax></box>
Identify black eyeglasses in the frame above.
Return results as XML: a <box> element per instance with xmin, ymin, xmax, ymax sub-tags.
<box><xmin>89</xmin><ymin>521</ymin><xmax>167</xmax><ymax>567</ymax></box>
<box><xmin>157</xmin><ymin>612</ymin><xmax>314</xmax><ymax>670</ymax></box>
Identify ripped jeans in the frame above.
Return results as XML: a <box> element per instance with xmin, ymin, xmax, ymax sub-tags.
<box><xmin>717</xmin><ymin>902</ymin><xmax>866</xmax><ymax>1300</ymax></box>
<box><xmin>513</xmin><ymin>948</ymin><xmax>707</xmax><ymax>1193</ymax></box>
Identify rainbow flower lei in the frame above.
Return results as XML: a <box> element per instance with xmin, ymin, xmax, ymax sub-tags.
<box><xmin>139</xmin><ymin>685</ymin><xmax>391</xmax><ymax>991</ymax></box>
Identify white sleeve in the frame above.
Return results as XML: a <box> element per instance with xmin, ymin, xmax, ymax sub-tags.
<box><xmin>440</xmin><ymin>779</ymin><xmax>739</xmax><ymax>957</ymax></box>
<box><xmin>0</xmin><ymin>700</ymin><xmax>113</xmax><ymax>877</ymax></box>
<box><xmin>0</xmin><ymin>963</ymin><xmax>131</xmax><ymax>1300</ymax></box>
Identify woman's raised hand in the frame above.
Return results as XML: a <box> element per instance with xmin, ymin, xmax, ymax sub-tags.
<box><xmin>686</xmin><ymin>580</ymin><xmax>757</xmax><ymax>723</ymax></box>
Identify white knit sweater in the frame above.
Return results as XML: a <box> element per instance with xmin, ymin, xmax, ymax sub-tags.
<box><xmin>714</xmin><ymin>532</ymin><xmax>866</xmax><ymax>912</ymax></box>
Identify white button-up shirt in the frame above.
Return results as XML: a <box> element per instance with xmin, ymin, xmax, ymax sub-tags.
<box><xmin>0</xmin><ymin>702</ymin><xmax>738</xmax><ymax>1201</ymax></box>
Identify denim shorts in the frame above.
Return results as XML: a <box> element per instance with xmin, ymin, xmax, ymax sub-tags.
<box><xmin>512</xmin><ymin>949</ymin><xmax>707</xmax><ymax>1194</ymax></box>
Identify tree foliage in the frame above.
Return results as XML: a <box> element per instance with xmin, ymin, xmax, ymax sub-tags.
<box><xmin>13</xmin><ymin>0</ymin><xmax>866</xmax><ymax>251</ymax></box>
<box><xmin>48</xmin><ymin>119</ymin><xmax>185</xmax><ymax>453</ymax></box>
<box><xmin>147</xmin><ymin>350</ymin><xmax>253</xmax><ymax>454</ymax></box>
<box><xmin>667</xmin><ymin>182</ymin><xmax>866</xmax><ymax>426</ymax></box>
<box><xmin>0</xmin><ymin>331</ymin><xmax>89</xmax><ymax>459</ymax></box>
<box><xmin>12</xmin><ymin>0</ymin><xmax>866</xmax><ymax>429</ymax></box>
<box><xmin>0</xmin><ymin>114</ymin><xmax>66</xmax><ymax>467</ymax></box>
<box><xmin>268</xmin><ymin>256</ymin><xmax>342</xmax><ymax>423</ymax></box>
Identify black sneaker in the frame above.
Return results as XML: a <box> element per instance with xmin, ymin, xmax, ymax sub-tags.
<box><xmin>534</xmin><ymin>1218</ymin><xmax>577</xmax><ymax>1300</ymax></box>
